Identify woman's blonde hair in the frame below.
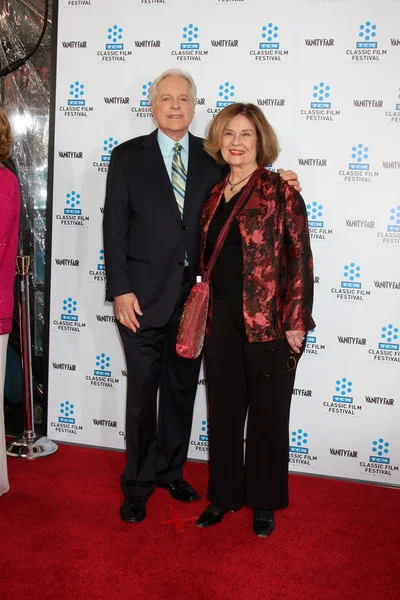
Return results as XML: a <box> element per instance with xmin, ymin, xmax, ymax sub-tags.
<box><xmin>204</xmin><ymin>103</ymin><xmax>279</xmax><ymax>167</ymax></box>
<box><xmin>0</xmin><ymin>107</ymin><xmax>13</xmax><ymax>163</ymax></box>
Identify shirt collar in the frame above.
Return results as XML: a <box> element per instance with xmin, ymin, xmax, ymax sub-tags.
<box><xmin>157</xmin><ymin>129</ymin><xmax>189</xmax><ymax>157</ymax></box>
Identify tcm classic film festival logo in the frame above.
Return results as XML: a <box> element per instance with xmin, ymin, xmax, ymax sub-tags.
<box><xmin>131</xmin><ymin>81</ymin><xmax>154</xmax><ymax>120</ymax></box>
<box><xmin>52</xmin><ymin>298</ymin><xmax>86</xmax><ymax>333</ymax></box>
<box><xmin>190</xmin><ymin>419</ymin><xmax>210</xmax><ymax>455</ymax></box>
<box><xmin>50</xmin><ymin>400</ymin><xmax>83</xmax><ymax>438</ymax></box>
<box><xmin>88</xmin><ymin>249</ymin><xmax>106</xmax><ymax>284</ymax></box>
<box><xmin>207</xmin><ymin>82</ymin><xmax>236</xmax><ymax>118</ymax></box>
<box><xmin>250</xmin><ymin>24</ymin><xmax>288</xmax><ymax>63</ymax></box>
<box><xmin>368</xmin><ymin>324</ymin><xmax>400</xmax><ymax>364</ymax></box>
<box><xmin>65</xmin><ymin>0</ymin><xmax>93</xmax><ymax>7</ymax></box>
<box><xmin>93</xmin><ymin>137</ymin><xmax>118</xmax><ymax>173</ymax></box>
<box><xmin>289</xmin><ymin>429</ymin><xmax>318</xmax><ymax>469</ymax></box>
<box><xmin>300</xmin><ymin>82</ymin><xmax>340</xmax><ymax>123</ymax></box>
<box><xmin>323</xmin><ymin>377</ymin><xmax>362</xmax><ymax>417</ymax></box>
<box><xmin>346</xmin><ymin>21</ymin><xmax>386</xmax><ymax>62</ymax></box>
<box><xmin>97</xmin><ymin>25</ymin><xmax>132</xmax><ymax>63</ymax></box>
<box><xmin>339</xmin><ymin>143</ymin><xmax>379</xmax><ymax>184</ymax></box>
<box><xmin>331</xmin><ymin>262</ymin><xmax>371</xmax><ymax>302</ymax></box>
<box><xmin>377</xmin><ymin>205</ymin><xmax>400</xmax><ymax>246</ymax></box>
<box><xmin>386</xmin><ymin>87</ymin><xmax>400</xmax><ymax>123</ymax></box>
<box><xmin>360</xmin><ymin>438</ymin><xmax>398</xmax><ymax>481</ymax></box>
<box><xmin>306</xmin><ymin>202</ymin><xmax>333</xmax><ymax>242</ymax></box>
<box><xmin>55</xmin><ymin>190</ymin><xmax>90</xmax><ymax>228</ymax></box>
<box><xmin>304</xmin><ymin>328</ymin><xmax>325</xmax><ymax>358</ymax></box>
<box><xmin>171</xmin><ymin>24</ymin><xmax>207</xmax><ymax>62</ymax></box>
<box><xmin>59</xmin><ymin>81</ymin><xmax>94</xmax><ymax>118</ymax></box>
<box><xmin>86</xmin><ymin>353</ymin><xmax>119</xmax><ymax>391</ymax></box>
<box><xmin>374</xmin><ymin>204</ymin><xmax>400</xmax><ymax>245</ymax></box>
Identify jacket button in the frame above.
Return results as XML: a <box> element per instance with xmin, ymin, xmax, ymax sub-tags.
<box><xmin>182</xmin><ymin>225</ymin><xmax>187</xmax><ymax>231</ymax></box>
<box><xmin>178</xmin><ymin>261</ymin><xmax>184</xmax><ymax>267</ymax></box>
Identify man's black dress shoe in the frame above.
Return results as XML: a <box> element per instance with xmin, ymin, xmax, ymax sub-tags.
<box><xmin>196</xmin><ymin>504</ymin><xmax>231</xmax><ymax>528</ymax></box>
<box><xmin>158</xmin><ymin>479</ymin><xmax>200</xmax><ymax>502</ymax></box>
<box><xmin>253</xmin><ymin>509</ymin><xmax>275</xmax><ymax>537</ymax></box>
<box><xmin>120</xmin><ymin>496</ymin><xmax>147</xmax><ymax>523</ymax></box>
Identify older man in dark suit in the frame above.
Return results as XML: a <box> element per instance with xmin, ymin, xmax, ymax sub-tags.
<box><xmin>103</xmin><ymin>69</ymin><xmax>300</xmax><ymax>523</ymax></box>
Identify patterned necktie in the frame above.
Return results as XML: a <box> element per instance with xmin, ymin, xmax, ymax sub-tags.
<box><xmin>171</xmin><ymin>143</ymin><xmax>186</xmax><ymax>218</ymax></box>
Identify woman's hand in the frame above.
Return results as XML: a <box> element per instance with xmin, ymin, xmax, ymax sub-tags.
<box><xmin>285</xmin><ymin>330</ymin><xmax>305</xmax><ymax>354</ymax></box>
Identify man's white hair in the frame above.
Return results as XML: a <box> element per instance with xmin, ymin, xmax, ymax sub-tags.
<box><xmin>148</xmin><ymin>69</ymin><xmax>197</xmax><ymax>104</ymax></box>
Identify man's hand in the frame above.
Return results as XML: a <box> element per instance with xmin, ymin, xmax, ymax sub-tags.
<box><xmin>114</xmin><ymin>293</ymin><xmax>143</xmax><ymax>333</ymax></box>
<box><xmin>278</xmin><ymin>168</ymin><xmax>302</xmax><ymax>193</ymax></box>
<box><xmin>285</xmin><ymin>330</ymin><xmax>305</xmax><ymax>354</ymax></box>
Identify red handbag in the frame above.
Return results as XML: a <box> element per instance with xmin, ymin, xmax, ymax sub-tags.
<box><xmin>176</xmin><ymin>167</ymin><xmax>264</xmax><ymax>359</ymax></box>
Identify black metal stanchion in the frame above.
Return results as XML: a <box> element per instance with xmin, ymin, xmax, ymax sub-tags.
<box><xmin>6</xmin><ymin>256</ymin><xmax>58</xmax><ymax>459</ymax></box>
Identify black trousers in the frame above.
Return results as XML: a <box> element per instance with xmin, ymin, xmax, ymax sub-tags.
<box><xmin>118</xmin><ymin>271</ymin><xmax>201</xmax><ymax>498</ymax></box>
<box><xmin>204</xmin><ymin>297</ymin><xmax>299</xmax><ymax>511</ymax></box>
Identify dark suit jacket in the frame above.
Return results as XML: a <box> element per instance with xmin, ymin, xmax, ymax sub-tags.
<box><xmin>103</xmin><ymin>129</ymin><xmax>224</xmax><ymax>327</ymax></box>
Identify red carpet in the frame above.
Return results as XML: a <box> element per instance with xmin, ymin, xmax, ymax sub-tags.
<box><xmin>1</xmin><ymin>444</ymin><xmax>399</xmax><ymax>600</ymax></box>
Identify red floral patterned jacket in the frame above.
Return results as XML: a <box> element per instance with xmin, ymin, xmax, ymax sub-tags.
<box><xmin>200</xmin><ymin>168</ymin><xmax>315</xmax><ymax>343</ymax></box>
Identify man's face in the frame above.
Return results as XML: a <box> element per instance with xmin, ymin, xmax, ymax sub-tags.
<box><xmin>151</xmin><ymin>76</ymin><xmax>196</xmax><ymax>140</ymax></box>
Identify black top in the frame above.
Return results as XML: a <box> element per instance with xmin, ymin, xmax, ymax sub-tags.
<box><xmin>206</xmin><ymin>191</ymin><xmax>244</xmax><ymax>303</ymax></box>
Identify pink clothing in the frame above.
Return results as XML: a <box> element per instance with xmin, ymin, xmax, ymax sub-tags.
<box><xmin>0</xmin><ymin>167</ymin><xmax>20</xmax><ymax>334</ymax></box>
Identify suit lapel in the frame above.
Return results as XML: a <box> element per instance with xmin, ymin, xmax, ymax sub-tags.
<box><xmin>140</xmin><ymin>129</ymin><xmax>181</xmax><ymax>223</ymax></box>
<box><xmin>183</xmin><ymin>133</ymin><xmax>206</xmax><ymax>222</ymax></box>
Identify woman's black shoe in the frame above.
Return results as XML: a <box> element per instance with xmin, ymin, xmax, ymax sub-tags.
<box><xmin>196</xmin><ymin>504</ymin><xmax>230</xmax><ymax>528</ymax></box>
<box><xmin>253</xmin><ymin>509</ymin><xmax>275</xmax><ymax>537</ymax></box>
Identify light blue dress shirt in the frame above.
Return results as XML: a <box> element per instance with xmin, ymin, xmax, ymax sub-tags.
<box><xmin>157</xmin><ymin>129</ymin><xmax>189</xmax><ymax>181</ymax></box>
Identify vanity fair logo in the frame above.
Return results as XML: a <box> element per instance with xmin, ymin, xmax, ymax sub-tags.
<box><xmin>250</xmin><ymin>24</ymin><xmax>289</xmax><ymax>63</ymax></box>
<box><xmin>304</xmin><ymin>38</ymin><xmax>335</xmax><ymax>48</ymax></box>
<box><xmin>365</xmin><ymin>395</ymin><xmax>395</xmax><ymax>408</ymax></box>
<box><xmin>61</xmin><ymin>40</ymin><xmax>88</xmax><ymax>50</ymax></box>
<box><xmin>256</xmin><ymin>98</ymin><xmax>285</xmax><ymax>108</ymax></box>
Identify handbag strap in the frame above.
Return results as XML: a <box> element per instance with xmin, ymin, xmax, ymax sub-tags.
<box><xmin>203</xmin><ymin>166</ymin><xmax>265</xmax><ymax>283</ymax></box>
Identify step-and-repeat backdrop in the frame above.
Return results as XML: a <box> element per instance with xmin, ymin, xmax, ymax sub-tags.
<box><xmin>48</xmin><ymin>0</ymin><xmax>400</xmax><ymax>486</ymax></box>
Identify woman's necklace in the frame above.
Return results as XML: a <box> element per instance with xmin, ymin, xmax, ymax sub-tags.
<box><xmin>227</xmin><ymin>167</ymin><xmax>259</xmax><ymax>193</ymax></box>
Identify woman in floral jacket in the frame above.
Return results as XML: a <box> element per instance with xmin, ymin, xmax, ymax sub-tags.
<box><xmin>196</xmin><ymin>103</ymin><xmax>315</xmax><ymax>537</ymax></box>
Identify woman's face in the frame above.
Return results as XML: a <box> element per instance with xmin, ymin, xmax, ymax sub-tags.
<box><xmin>220</xmin><ymin>114</ymin><xmax>258</xmax><ymax>169</ymax></box>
